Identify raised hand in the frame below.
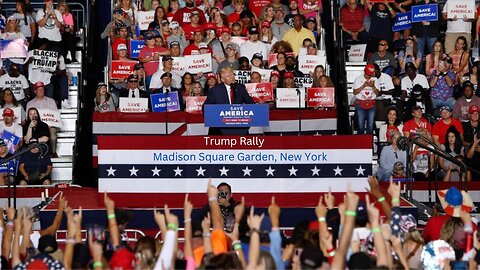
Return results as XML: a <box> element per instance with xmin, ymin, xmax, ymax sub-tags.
<box><xmin>324</xmin><ymin>188</ymin><xmax>335</xmax><ymax>209</ymax></box>
<box><xmin>365</xmin><ymin>194</ymin><xmax>379</xmax><ymax>225</ymax></box>
<box><xmin>247</xmin><ymin>207</ymin><xmax>264</xmax><ymax>230</ymax></box>
<box><xmin>315</xmin><ymin>195</ymin><xmax>327</xmax><ymax>218</ymax></box>
<box><xmin>207</xmin><ymin>178</ymin><xmax>218</xmax><ymax>199</ymax></box>
<box><xmin>234</xmin><ymin>196</ymin><xmax>245</xmax><ymax>224</ymax></box>
<box><xmin>366</xmin><ymin>176</ymin><xmax>383</xmax><ymax>199</ymax></box>
<box><xmin>184</xmin><ymin>194</ymin><xmax>193</xmax><ymax>220</ymax></box>
<box><xmin>104</xmin><ymin>192</ymin><xmax>115</xmax><ymax>211</ymax></box>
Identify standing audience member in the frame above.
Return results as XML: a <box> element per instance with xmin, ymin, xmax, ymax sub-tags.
<box><xmin>283</xmin><ymin>14</ymin><xmax>316</xmax><ymax>55</ymax></box>
<box><xmin>353</xmin><ymin>64</ymin><xmax>379</xmax><ymax>135</ymax></box>
<box><xmin>453</xmin><ymin>81</ymin><xmax>480</xmax><ymax>122</ymax></box>
<box><xmin>36</xmin><ymin>0</ymin><xmax>64</xmax><ymax>51</ymax></box>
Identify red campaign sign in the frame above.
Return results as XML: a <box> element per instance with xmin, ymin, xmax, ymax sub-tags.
<box><xmin>185</xmin><ymin>96</ymin><xmax>207</xmax><ymax>114</ymax></box>
<box><xmin>368</xmin><ymin>0</ymin><xmax>394</xmax><ymax>2</ymax></box>
<box><xmin>307</xmin><ymin>87</ymin><xmax>335</xmax><ymax>107</ymax></box>
<box><xmin>268</xmin><ymin>52</ymin><xmax>295</xmax><ymax>68</ymax></box>
<box><xmin>245</xmin><ymin>82</ymin><xmax>274</xmax><ymax>102</ymax></box>
<box><xmin>111</xmin><ymin>60</ymin><xmax>138</xmax><ymax>79</ymax></box>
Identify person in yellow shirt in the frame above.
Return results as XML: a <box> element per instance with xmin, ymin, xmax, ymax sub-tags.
<box><xmin>282</xmin><ymin>14</ymin><xmax>316</xmax><ymax>55</ymax></box>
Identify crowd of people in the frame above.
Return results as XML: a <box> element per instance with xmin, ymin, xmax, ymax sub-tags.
<box><xmin>0</xmin><ymin>178</ymin><xmax>479</xmax><ymax>269</ymax></box>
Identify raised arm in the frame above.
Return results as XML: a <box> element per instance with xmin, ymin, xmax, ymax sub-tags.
<box><xmin>246</xmin><ymin>207</ymin><xmax>264</xmax><ymax>270</ymax></box>
<box><xmin>104</xmin><ymin>193</ymin><xmax>120</xmax><ymax>247</ymax></box>
<box><xmin>268</xmin><ymin>196</ymin><xmax>284</xmax><ymax>270</ymax></box>
<box><xmin>183</xmin><ymin>194</ymin><xmax>195</xmax><ymax>270</ymax></box>
<box><xmin>367</xmin><ymin>176</ymin><xmax>391</xmax><ymax>222</ymax></box>
<box><xmin>40</xmin><ymin>191</ymin><xmax>66</xmax><ymax>236</ymax></box>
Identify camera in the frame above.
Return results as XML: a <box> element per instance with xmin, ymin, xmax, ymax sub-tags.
<box><xmin>218</xmin><ymin>191</ymin><xmax>228</xmax><ymax>199</ymax></box>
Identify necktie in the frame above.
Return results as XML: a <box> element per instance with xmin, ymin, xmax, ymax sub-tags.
<box><xmin>132</xmin><ymin>91</ymin><xmax>136</xmax><ymax>98</ymax></box>
<box><xmin>230</xmin><ymin>88</ymin><xmax>234</xmax><ymax>104</ymax></box>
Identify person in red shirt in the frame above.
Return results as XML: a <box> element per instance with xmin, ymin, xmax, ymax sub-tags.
<box><xmin>432</xmin><ymin>106</ymin><xmax>464</xmax><ymax>146</ymax></box>
<box><xmin>339</xmin><ymin>0</ymin><xmax>368</xmax><ymax>44</ymax></box>
<box><xmin>184</xmin><ymin>30</ymin><xmax>210</xmax><ymax>55</ymax></box>
<box><xmin>249</xmin><ymin>0</ymin><xmax>271</xmax><ymax>18</ymax></box>
<box><xmin>402</xmin><ymin>106</ymin><xmax>432</xmax><ymax>137</ymax></box>
<box><xmin>227</xmin><ymin>0</ymin><xmax>245</xmax><ymax>25</ymax></box>
<box><xmin>172</xmin><ymin>0</ymin><xmax>207</xmax><ymax>26</ymax></box>
<box><xmin>182</xmin><ymin>10</ymin><xmax>205</xmax><ymax>40</ymax></box>
<box><xmin>138</xmin><ymin>31</ymin><xmax>170</xmax><ymax>93</ymax></box>
<box><xmin>111</xmin><ymin>23</ymin><xmax>130</xmax><ymax>60</ymax></box>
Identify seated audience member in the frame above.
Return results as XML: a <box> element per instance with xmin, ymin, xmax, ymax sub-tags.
<box><xmin>204</xmin><ymin>73</ymin><xmax>218</xmax><ymax>95</ymax></box>
<box><xmin>250</xmin><ymin>53</ymin><xmax>264</xmax><ymax>69</ymax></box>
<box><xmin>169</xmin><ymin>41</ymin><xmax>182</xmax><ymax>57</ymax></box>
<box><xmin>23</xmin><ymin>107</ymin><xmax>50</xmax><ymax>149</ymax></box>
<box><xmin>398</xmin><ymin>37</ymin><xmax>422</xmax><ymax>72</ymax></box>
<box><xmin>453</xmin><ymin>81</ymin><xmax>480</xmax><ymax>122</ymax></box>
<box><xmin>282</xmin><ymin>14</ymin><xmax>316</xmax><ymax>55</ymax></box>
<box><xmin>400</xmin><ymin>62</ymin><xmax>429</xmax><ymax>101</ymax></box>
<box><xmin>259</xmin><ymin>21</ymin><xmax>278</xmax><ymax>53</ymax></box>
<box><xmin>432</xmin><ymin>106</ymin><xmax>464</xmax><ymax>146</ymax></box>
<box><xmin>448</xmin><ymin>36</ymin><xmax>470</xmax><ymax>83</ymax></box>
<box><xmin>180</xmin><ymin>73</ymin><xmax>195</xmax><ymax>98</ymax></box>
<box><xmin>339</xmin><ymin>0</ymin><xmax>368</xmax><ymax>45</ymax></box>
<box><xmin>271</xmin><ymin>52</ymin><xmax>288</xmax><ymax>79</ymax></box>
<box><xmin>311</xmin><ymin>65</ymin><xmax>326</xmax><ymax>87</ymax></box>
<box><xmin>0</xmin><ymin>89</ymin><xmax>26</xmax><ymax>123</ymax></box>
<box><xmin>428</xmin><ymin>55</ymin><xmax>456</xmax><ymax>111</ymax></box>
<box><xmin>250</xmin><ymin>71</ymin><xmax>262</xmax><ymax>83</ymax></box>
<box><xmin>467</xmin><ymin>61</ymin><xmax>479</xmax><ymax>94</ymax></box>
<box><xmin>365</xmin><ymin>0</ymin><xmax>395</xmax><ymax>47</ymax></box>
<box><xmin>217</xmin><ymin>43</ymin><xmax>239</xmax><ymax>71</ymax></box>
<box><xmin>0</xmin><ymin>108</ymin><xmax>23</xmax><ymax>150</ymax></box>
<box><xmin>182</xmin><ymin>11</ymin><xmax>204</xmax><ymax>41</ymax></box>
<box><xmin>18</xmin><ymin>138</ymin><xmax>52</xmax><ymax>185</ymax></box>
<box><xmin>368</xmin><ymin>40</ymin><xmax>398</xmax><ymax>71</ymax></box>
<box><xmin>115</xmin><ymin>43</ymin><xmax>131</xmax><ymax>61</ymax></box>
<box><xmin>353</xmin><ymin>64</ymin><xmax>379</xmax><ymax>135</ymax></box>
<box><xmin>26</xmin><ymin>82</ymin><xmax>59</xmax><ymax>157</ymax></box>
<box><xmin>183</xmin><ymin>30</ymin><xmax>208</xmax><ymax>55</ymax></box>
<box><xmin>464</xmin><ymin>105</ymin><xmax>480</xmax><ymax>180</ymax></box>
<box><xmin>191</xmin><ymin>81</ymin><xmax>205</xmax><ymax>96</ymax></box>
<box><xmin>150</xmin><ymin>56</ymin><xmax>182</xmax><ymax>90</ymax></box>
<box><xmin>270</xmin><ymin>70</ymin><xmax>280</xmax><ymax>90</ymax></box>
<box><xmin>403</xmin><ymin>105</ymin><xmax>432</xmax><ymax>137</ymax></box>
<box><xmin>282</xmin><ymin>71</ymin><xmax>296</xmax><ymax>88</ymax></box>
<box><xmin>425</xmin><ymin>40</ymin><xmax>445</xmax><ymax>77</ymax></box>
<box><xmin>119</xmin><ymin>74</ymin><xmax>148</xmax><ymax>98</ymax></box>
<box><xmin>133</xmin><ymin>63</ymin><xmax>146</xmax><ymax>91</ymax></box>
<box><xmin>405</xmin><ymin>85</ymin><xmax>433</xmax><ymax>119</ymax></box>
<box><xmin>412</xmin><ymin>128</ymin><xmax>435</xmax><ymax>181</ymax></box>
<box><xmin>271</xmin><ymin>7</ymin><xmax>292</xmax><ymax>41</ymax></box>
<box><xmin>378</xmin><ymin>131</ymin><xmax>407</xmax><ymax>180</ymax></box>
<box><xmin>378</xmin><ymin>107</ymin><xmax>403</xmax><ymax>143</ymax></box>
<box><xmin>372</xmin><ymin>64</ymin><xmax>396</xmax><ymax>121</ymax></box>
<box><xmin>0</xmin><ymin>138</ymin><xmax>13</xmax><ymax>185</ymax></box>
<box><xmin>238</xmin><ymin>57</ymin><xmax>251</xmax><ymax>71</ymax></box>
<box><xmin>285</xmin><ymin>55</ymin><xmax>304</xmax><ymax>77</ymax></box>
<box><xmin>438</xmin><ymin>126</ymin><xmax>465</xmax><ymax>182</ymax></box>
<box><xmin>94</xmin><ymin>82</ymin><xmax>118</xmax><ymax>113</ymax></box>
<box><xmin>0</xmin><ymin>63</ymin><xmax>29</xmax><ymax>108</ymax></box>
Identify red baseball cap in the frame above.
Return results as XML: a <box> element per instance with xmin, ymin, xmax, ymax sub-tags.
<box><xmin>271</xmin><ymin>70</ymin><xmax>280</xmax><ymax>77</ymax></box>
<box><xmin>205</xmin><ymin>23</ymin><xmax>216</xmax><ymax>30</ymax></box>
<box><xmin>284</xmin><ymin>72</ymin><xmax>294</xmax><ymax>79</ymax></box>
<box><xmin>206</xmin><ymin>73</ymin><xmax>216</xmax><ymax>80</ymax></box>
<box><xmin>34</xmin><ymin>81</ymin><xmax>45</xmax><ymax>90</ymax></box>
<box><xmin>3</xmin><ymin>108</ymin><xmax>14</xmax><ymax>117</ymax></box>
<box><xmin>221</xmin><ymin>27</ymin><xmax>231</xmax><ymax>34</ymax></box>
<box><xmin>109</xmin><ymin>248</ymin><xmax>136</xmax><ymax>270</ymax></box>
<box><xmin>469</xmin><ymin>105</ymin><xmax>479</xmax><ymax>114</ymax></box>
<box><xmin>261</xmin><ymin>21</ymin><xmax>270</xmax><ymax>28</ymax></box>
<box><xmin>364</xmin><ymin>64</ymin><xmax>375</xmax><ymax>76</ymax></box>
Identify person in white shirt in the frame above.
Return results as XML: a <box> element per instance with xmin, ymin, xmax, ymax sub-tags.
<box><xmin>36</xmin><ymin>0</ymin><xmax>64</xmax><ymax>50</ymax></box>
<box><xmin>240</xmin><ymin>26</ymin><xmax>268</xmax><ymax>66</ymax></box>
<box><xmin>442</xmin><ymin>0</ymin><xmax>474</xmax><ymax>54</ymax></box>
<box><xmin>0</xmin><ymin>108</ymin><xmax>23</xmax><ymax>151</ymax></box>
<box><xmin>149</xmin><ymin>56</ymin><xmax>182</xmax><ymax>90</ymax></box>
<box><xmin>26</xmin><ymin>82</ymin><xmax>60</xmax><ymax>158</ymax></box>
<box><xmin>0</xmin><ymin>63</ymin><xmax>30</xmax><ymax>108</ymax></box>
<box><xmin>353</xmin><ymin>64</ymin><xmax>380</xmax><ymax>134</ymax></box>
<box><xmin>372</xmin><ymin>64</ymin><xmax>396</xmax><ymax>121</ymax></box>
<box><xmin>401</xmin><ymin>62</ymin><xmax>429</xmax><ymax>101</ymax></box>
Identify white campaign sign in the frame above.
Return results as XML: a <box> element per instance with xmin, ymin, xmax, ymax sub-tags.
<box><xmin>119</xmin><ymin>97</ymin><xmax>149</xmax><ymax>113</ymax></box>
<box><xmin>137</xmin><ymin>11</ymin><xmax>155</xmax><ymax>30</ymax></box>
<box><xmin>38</xmin><ymin>109</ymin><xmax>62</xmax><ymax>128</ymax></box>
<box><xmin>276</xmin><ymin>88</ymin><xmax>306</xmax><ymax>108</ymax></box>
<box><xmin>298</xmin><ymin>55</ymin><xmax>327</xmax><ymax>74</ymax></box>
<box><xmin>348</xmin><ymin>44</ymin><xmax>367</xmax><ymax>62</ymax></box>
<box><xmin>184</xmin><ymin>53</ymin><xmax>212</xmax><ymax>73</ymax></box>
<box><xmin>446</xmin><ymin>0</ymin><xmax>475</xmax><ymax>19</ymax></box>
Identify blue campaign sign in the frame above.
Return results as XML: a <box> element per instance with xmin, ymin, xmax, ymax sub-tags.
<box><xmin>1</xmin><ymin>130</ymin><xmax>20</xmax><ymax>154</ymax></box>
<box><xmin>0</xmin><ymin>159</ymin><xmax>18</xmax><ymax>175</ymax></box>
<box><xmin>130</xmin><ymin>40</ymin><xmax>145</xmax><ymax>59</ymax></box>
<box><xmin>392</xmin><ymin>12</ymin><xmax>412</xmax><ymax>31</ymax></box>
<box><xmin>411</xmin><ymin>4</ymin><xmax>438</xmax><ymax>23</ymax></box>
<box><xmin>204</xmin><ymin>104</ymin><xmax>270</xmax><ymax>127</ymax></box>
<box><xmin>150</xmin><ymin>92</ymin><xmax>181</xmax><ymax>112</ymax></box>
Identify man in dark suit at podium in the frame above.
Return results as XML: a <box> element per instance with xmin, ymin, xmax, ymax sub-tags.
<box><xmin>204</xmin><ymin>66</ymin><xmax>255</xmax><ymax>135</ymax></box>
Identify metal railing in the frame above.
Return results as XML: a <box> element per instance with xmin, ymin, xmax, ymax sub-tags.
<box><xmin>55</xmin><ymin>228</ymin><xmax>145</xmax><ymax>243</ymax></box>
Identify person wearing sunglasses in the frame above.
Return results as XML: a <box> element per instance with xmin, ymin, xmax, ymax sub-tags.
<box><xmin>119</xmin><ymin>74</ymin><xmax>148</xmax><ymax>98</ymax></box>
<box><xmin>368</xmin><ymin>40</ymin><xmax>398</xmax><ymax>71</ymax></box>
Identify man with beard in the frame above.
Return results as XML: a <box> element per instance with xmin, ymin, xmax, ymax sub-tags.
<box><xmin>271</xmin><ymin>7</ymin><xmax>292</xmax><ymax>40</ymax></box>
<box><xmin>453</xmin><ymin>81</ymin><xmax>480</xmax><ymax>122</ymax></box>
<box><xmin>285</xmin><ymin>55</ymin><xmax>304</xmax><ymax>77</ymax></box>
<box><xmin>172</xmin><ymin>0</ymin><xmax>207</xmax><ymax>26</ymax></box>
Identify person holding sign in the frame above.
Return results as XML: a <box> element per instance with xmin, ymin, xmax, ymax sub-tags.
<box><xmin>204</xmin><ymin>66</ymin><xmax>254</xmax><ymax>134</ymax></box>
<box><xmin>150</xmin><ymin>72</ymin><xmax>185</xmax><ymax>110</ymax></box>
<box><xmin>0</xmin><ymin>108</ymin><xmax>23</xmax><ymax>151</ymax></box>
<box><xmin>411</xmin><ymin>0</ymin><xmax>441</xmax><ymax>58</ymax></box>
<box><xmin>442</xmin><ymin>0</ymin><xmax>474</xmax><ymax>54</ymax></box>
<box><xmin>0</xmin><ymin>139</ymin><xmax>13</xmax><ymax>186</ymax></box>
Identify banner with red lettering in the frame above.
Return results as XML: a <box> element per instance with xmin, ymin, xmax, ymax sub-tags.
<box><xmin>298</xmin><ymin>55</ymin><xmax>327</xmax><ymax>75</ymax></box>
<box><xmin>111</xmin><ymin>60</ymin><xmax>138</xmax><ymax>79</ymax></box>
<box><xmin>348</xmin><ymin>44</ymin><xmax>367</xmax><ymax>62</ymax></box>
<box><xmin>185</xmin><ymin>96</ymin><xmax>207</xmax><ymax>114</ymax></box>
<box><xmin>137</xmin><ymin>11</ymin><xmax>155</xmax><ymax>30</ymax></box>
<box><xmin>38</xmin><ymin>109</ymin><xmax>62</xmax><ymax>128</ymax></box>
<box><xmin>251</xmin><ymin>67</ymin><xmax>271</xmax><ymax>82</ymax></box>
<box><xmin>268</xmin><ymin>52</ymin><xmax>295</xmax><ymax>68</ymax></box>
<box><xmin>276</xmin><ymin>88</ymin><xmax>306</xmax><ymax>108</ymax></box>
<box><xmin>446</xmin><ymin>0</ymin><xmax>475</xmax><ymax>19</ymax></box>
<box><xmin>119</xmin><ymin>97</ymin><xmax>149</xmax><ymax>113</ymax></box>
<box><xmin>184</xmin><ymin>53</ymin><xmax>212</xmax><ymax>73</ymax></box>
<box><xmin>245</xmin><ymin>82</ymin><xmax>274</xmax><ymax>102</ymax></box>
<box><xmin>307</xmin><ymin>87</ymin><xmax>335</xmax><ymax>107</ymax></box>
<box><xmin>230</xmin><ymin>36</ymin><xmax>248</xmax><ymax>47</ymax></box>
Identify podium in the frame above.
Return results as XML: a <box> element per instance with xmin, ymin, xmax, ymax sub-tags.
<box><xmin>203</xmin><ymin>104</ymin><xmax>270</xmax><ymax>135</ymax></box>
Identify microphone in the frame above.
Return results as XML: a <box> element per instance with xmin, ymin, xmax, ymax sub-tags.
<box><xmin>295</xmin><ymin>88</ymin><xmax>301</xmax><ymax>96</ymax></box>
<box><xmin>37</xmin><ymin>143</ymin><xmax>49</xmax><ymax>159</ymax></box>
<box><xmin>396</xmin><ymin>136</ymin><xmax>410</xmax><ymax>151</ymax></box>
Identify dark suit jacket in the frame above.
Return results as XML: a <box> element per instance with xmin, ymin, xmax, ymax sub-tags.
<box><xmin>119</xmin><ymin>88</ymin><xmax>148</xmax><ymax>98</ymax></box>
<box><xmin>203</xmin><ymin>83</ymin><xmax>255</xmax><ymax>135</ymax></box>
<box><xmin>150</xmin><ymin>87</ymin><xmax>185</xmax><ymax>111</ymax></box>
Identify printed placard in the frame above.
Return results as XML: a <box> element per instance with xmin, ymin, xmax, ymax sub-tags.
<box><xmin>298</xmin><ymin>55</ymin><xmax>327</xmax><ymax>74</ymax></box>
<box><xmin>171</xmin><ymin>57</ymin><xmax>187</xmax><ymax>75</ymax></box>
<box><xmin>185</xmin><ymin>96</ymin><xmax>207</xmax><ymax>114</ymax></box>
<box><xmin>137</xmin><ymin>11</ymin><xmax>155</xmax><ymax>31</ymax></box>
<box><xmin>38</xmin><ymin>109</ymin><xmax>62</xmax><ymax>128</ymax></box>
<box><xmin>0</xmin><ymin>107</ymin><xmax>22</xmax><ymax>124</ymax></box>
<box><xmin>235</xmin><ymin>70</ymin><xmax>252</xmax><ymax>84</ymax></box>
<box><xmin>307</xmin><ymin>87</ymin><xmax>335</xmax><ymax>107</ymax></box>
<box><xmin>348</xmin><ymin>44</ymin><xmax>367</xmax><ymax>62</ymax></box>
<box><xmin>276</xmin><ymin>88</ymin><xmax>306</xmax><ymax>108</ymax></box>
<box><xmin>245</xmin><ymin>82</ymin><xmax>274</xmax><ymax>102</ymax></box>
<box><xmin>204</xmin><ymin>104</ymin><xmax>270</xmax><ymax>127</ymax></box>
<box><xmin>119</xmin><ymin>97</ymin><xmax>149</xmax><ymax>113</ymax></box>
<box><xmin>31</xmin><ymin>49</ymin><xmax>58</xmax><ymax>72</ymax></box>
<box><xmin>446</xmin><ymin>0</ymin><xmax>475</xmax><ymax>19</ymax></box>
<box><xmin>150</xmin><ymin>92</ymin><xmax>181</xmax><ymax>112</ymax></box>
<box><xmin>184</xmin><ymin>53</ymin><xmax>212</xmax><ymax>73</ymax></box>
<box><xmin>111</xmin><ymin>60</ymin><xmax>138</xmax><ymax>79</ymax></box>
<box><xmin>230</xmin><ymin>36</ymin><xmax>248</xmax><ymax>47</ymax></box>
<box><xmin>392</xmin><ymin>12</ymin><xmax>412</xmax><ymax>31</ymax></box>
<box><xmin>0</xmin><ymin>39</ymin><xmax>28</xmax><ymax>59</ymax></box>
<box><xmin>411</xmin><ymin>4</ymin><xmax>438</xmax><ymax>22</ymax></box>
<box><xmin>251</xmin><ymin>67</ymin><xmax>271</xmax><ymax>82</ymax></box>
<box><xmin>294</xmin><ymin>77</ymin><xmax>313</xmax><ymax>88</ymax></box>
<box><xmin>130</xmin><ymin>40</ymin><xmax>145</xmax><ymax>59</ymax></box>
<box><xmin>1</xmin><ymin>130</ymin><xmax>20</xmax><ymax>154</ymax></box>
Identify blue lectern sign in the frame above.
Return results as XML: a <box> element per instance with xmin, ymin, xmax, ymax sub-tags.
<box><xmin>204</xmin><ymin>104</ymin><xmax>269</xmax><ymax>127</ymax></box>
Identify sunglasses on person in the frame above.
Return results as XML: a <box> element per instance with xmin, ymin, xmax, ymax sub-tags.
<box><xmin>379</xmin><ymin>43</ymin><xmax>387</xmax><ymax>46</ymax></box>
<box><xmin>129</xmin><ymin>80</ymin><xmax>138</xmax><ymax>83</ymax></box>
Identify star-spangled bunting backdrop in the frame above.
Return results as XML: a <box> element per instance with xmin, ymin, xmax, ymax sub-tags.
<box><xmin>97</xmin><ymin>135</ymin><xmax>372</xmax><ymax>207</ymax></box>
